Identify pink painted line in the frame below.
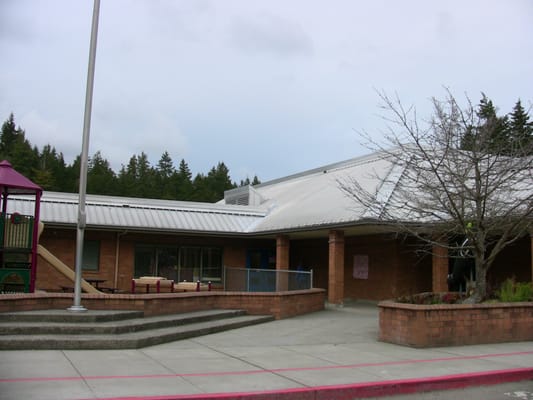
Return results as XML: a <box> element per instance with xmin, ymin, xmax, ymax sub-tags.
<box><xmin>1</xmin><ymin>349</ymin><xmax>532</xmax><ymax>384</ymax></box>
<box><xmin>73</xmin><ymin>367</ymin><xmax>533</xmax><ymax>400</ymax></box>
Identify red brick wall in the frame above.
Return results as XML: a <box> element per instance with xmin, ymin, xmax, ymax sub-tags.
<box><xmin>36</xmin><ymin>228</ymin><xmax>250</xmax><ymax>293</ymax></box>
<box><xmin>379</xmin><ymin>301</ymin><xmax>533</xmax><ymax>347</ymax></box>
<box><xmin>37</xmin><ymin>229</ymin><xmax>120</xmax><ymax>292</ymax></box>
<box><xmin>343</xmin><ymin>235</ymin><xmax>432</xmax><ymax>301</ymax></box>
<box><xmin>0</xmin><ymin>289</ymin><xmax>326</xmax><ymax>319</ymax></box>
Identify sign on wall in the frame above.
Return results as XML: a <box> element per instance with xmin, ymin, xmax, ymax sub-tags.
<box><xmin>353</xmin><ymin>255</ymin><xmax>369</xmax><ymax>279</ymax></box>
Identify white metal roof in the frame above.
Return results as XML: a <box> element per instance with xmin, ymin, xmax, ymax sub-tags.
<box><xmin>247</xmin><ymin>152</ymin><xmax>395</xmax><ymax>232</ymax></box>
<box><xmin>7</xmin><ymin>192</ymin><xmax>267</xmax><ymax>235</ymax></box>
<box><xmin>5</xmin><ymin>151</ymin><xmax>399</xmax><ymax>235</ymax></box>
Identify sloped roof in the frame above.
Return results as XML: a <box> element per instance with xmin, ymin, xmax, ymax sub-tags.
<box><xmin>246</xmin><ymin>152</ymin><xmax>395</xmax><ymax>232</ymax></box>
<box><xmin>5</xmin><ymin>152</ymin><xmax>398</xmax><ymax>235</ymax></box>
<box><xmin>7</xmin><ymin>192</ymin><xmax>267</xmax><ymax>235</ymax></box>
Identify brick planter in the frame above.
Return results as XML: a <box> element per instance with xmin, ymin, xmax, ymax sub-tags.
<box><xmin>379</xmin><ymin>299</ymin><xmax>533</xmax><ymax>347</ymax></box>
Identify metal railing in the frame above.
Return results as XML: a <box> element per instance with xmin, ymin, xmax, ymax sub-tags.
<box><xmin>224</xmin><ymin>266</ymin><xmax>313</xmax><ymax>292</ymax></box>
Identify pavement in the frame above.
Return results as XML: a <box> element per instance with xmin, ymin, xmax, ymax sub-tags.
<box><xmin>0</xmin><ymin>301</ymin><xmax>532</xmax><ymax>400</ymax></box>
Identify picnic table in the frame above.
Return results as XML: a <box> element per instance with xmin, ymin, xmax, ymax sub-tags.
<box><xmin>131</xmin><ymin>276</ymin><xmax>174</xmax><ymax>293</ymax></box>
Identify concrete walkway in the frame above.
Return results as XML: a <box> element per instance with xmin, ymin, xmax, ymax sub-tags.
<box><xmin>0</xmin><ymin>302</ymin><xmax>532</xmax><ymax>400</ymax></box>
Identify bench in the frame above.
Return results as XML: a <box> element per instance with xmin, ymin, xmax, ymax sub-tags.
<box><xmin>175</xmin><ymin>281</ymin><xmax>212</xmax><ymax>292</ymax></box>
<box><xmin>131</xmin><ymin>277</ymin><xmax>174</xmax><ymax>294</ymax></box>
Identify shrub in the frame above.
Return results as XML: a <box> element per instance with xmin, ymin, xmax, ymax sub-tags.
<box><xmin>396</xmin><ymin>292</ymin><xmax>466</xmax><ymax>304</ymax></box>
<box><xmin>498</xmin><ymin>278</ymin><xmax>533</xmax><ymax>302</ymax></box>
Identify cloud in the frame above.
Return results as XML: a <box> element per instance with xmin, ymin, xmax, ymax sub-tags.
<box><xmin>229</xmin><ymin>13</ymin><xmax>313</xmax><ymax>58</ymax></box>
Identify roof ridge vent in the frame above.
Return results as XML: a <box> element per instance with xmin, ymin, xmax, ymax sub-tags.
<box><xmin>224</xmin><ymin>185</ymin><xmax>265</xmax><ymax>206</ymax></box>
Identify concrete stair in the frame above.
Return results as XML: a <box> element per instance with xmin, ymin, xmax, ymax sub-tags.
<box><xmin>0</xmin><ymin>309</ymin><xmax>274</xmax><ymax>350</ymax></box>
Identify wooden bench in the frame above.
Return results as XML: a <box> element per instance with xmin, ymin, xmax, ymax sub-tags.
<box><xmin>131</xmin><ymin>277</ymin><xmax>174</xmax><ymax>294</ymax></box>
<box><xmin>175</xmin><ymin>281</ymin><xmax>212</xmax><ymax>292</ymax></box>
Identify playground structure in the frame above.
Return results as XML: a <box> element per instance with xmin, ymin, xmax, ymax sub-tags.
<box><xmin>0</xmin><ymin>160</ymin><xmax>102</xmax><ymax>294</ymax></box>
<box><xmin>0</xmin><ymin>161</ymin><xmax>42</xmax><ymax>293</ymax></box>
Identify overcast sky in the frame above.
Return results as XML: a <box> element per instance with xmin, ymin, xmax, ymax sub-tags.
<box><xmin>1</xmin><ymin>0</ymin><xmax>532</xmax><ymax>183</ymax></box>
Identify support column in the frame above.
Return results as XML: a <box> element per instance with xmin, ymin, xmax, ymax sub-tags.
<box><xmin>276</xmin><ymin>235</ymin><xmax>290</xmax><ymax>291</ymax></box>
<box><xmin>432</xmin><ymin>243</ymin><xmax>449</xmax><ymax>292</ymax></box>
<box><xmin>328</xmin><ymin>230</ymin><xmax>344</xmax><ymax>305</ymax></box>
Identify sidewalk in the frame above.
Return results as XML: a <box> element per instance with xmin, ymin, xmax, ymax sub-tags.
<box><xmin>0</xmin><ymin>302</ymin><xmax>532</xmax><ymax>400</ymax></box>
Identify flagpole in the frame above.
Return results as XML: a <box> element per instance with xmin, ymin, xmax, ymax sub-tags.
<box><xmin>69</xmin><ymin>0</ymin><xmax>101</xmax><ymax>312</ymax></box>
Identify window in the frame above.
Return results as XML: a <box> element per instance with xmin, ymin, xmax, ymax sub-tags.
<box><xmin>134</xmin><ymin>245</ymin><xmax>221</xmax><ymax>282</ymax></box>
<box><xmin>201</xmin><ymin>247</ymin><xmax>222</xmax><ymax>282</ymax></box>
<box><xmin>82</xmin><ymin>241</ymin><xmax>100</xmax><ymax>271</ymax></box>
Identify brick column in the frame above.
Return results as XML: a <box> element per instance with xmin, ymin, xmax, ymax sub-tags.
<box><xmin>432</xmin><ymin>243</ymin><xmax>449</xmax><ymax>292</ymax></box>
<box><xmin>328</xmin><ymin>230</ymin><xmax>344</xmax><ymax>305</ymax></box>
<box><xmin>276</xmin><ymin>235</ymin><xmax>290</xmax><ymax>291</ymax></box>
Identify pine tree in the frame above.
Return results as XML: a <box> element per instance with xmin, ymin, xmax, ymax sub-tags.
<box><xmin>0</xmin><ymin>114</ymin><xmax>39</xmax><ymax>178</ymax></box>
<box><xmin>87</xmin><ymin>151</ymin><xmax>117</xmax><ymax>195</ymax></box>
<box><xmin>0</xmin><ymin>113</ymin><xmax>18</xmax><ymax>157</ymax></box>
<box><xmin>508</xmin><ymin>100</ymin><xmax>533</xmax><ymax>155</ymax></box>
<box><xmin>176</xmin><ymin>159</ymin><xmax>193</xmax><ymax>200</ymax></box>
<box><xmin>155</xmin><ymin>151</ymin><xmax>176</xmax><ymax>199</ymax></box>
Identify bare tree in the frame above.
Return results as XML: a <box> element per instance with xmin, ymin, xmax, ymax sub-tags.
<box><xmin>341</xmin><ymin>90</ymin><xmax>533</xmax><ymax>302</ymax></box>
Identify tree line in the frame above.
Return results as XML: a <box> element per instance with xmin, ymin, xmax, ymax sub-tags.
<box><xmin>0</xmin><ymin>114</ymin><xmax>260</xmax><ymax>202</ymax></box>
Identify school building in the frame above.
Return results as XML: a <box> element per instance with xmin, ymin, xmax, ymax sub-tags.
<box><xmin>6</xmin><ymin>151</ymin><xmax>532</xmax><ymax>304</ymax></box>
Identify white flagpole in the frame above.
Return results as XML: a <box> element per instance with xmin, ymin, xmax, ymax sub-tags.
<box><xmin>69</xmin><ymin>0</ymin><xmax>101</xmax><ymax>312</ymax></box>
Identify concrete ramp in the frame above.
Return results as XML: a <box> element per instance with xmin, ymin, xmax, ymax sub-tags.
<box><xmin>36</xmin><ymin>244</ymin><xmax>101</xmax><ymax>294</ymax></box>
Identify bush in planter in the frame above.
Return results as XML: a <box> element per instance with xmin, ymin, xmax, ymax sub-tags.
<box><xmin>396</xmin><ymin>292</ymin><xmax>466</xmax><ymax>305</ymax></box>
<box><xmin>498</xmin><ymin>278</ymin><xmax>533</xmax><ymax>302</ymax></box>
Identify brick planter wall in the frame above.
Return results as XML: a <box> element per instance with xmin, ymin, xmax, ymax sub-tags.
<box><xmin>0</xmin><ymin>289</ymin><xmax>325</xmax><ymax>319</ymax></box>
<box><xmin>379</xmin><ymin>300</ymin><xmax>533</xmax><ymax>347</ymax></box>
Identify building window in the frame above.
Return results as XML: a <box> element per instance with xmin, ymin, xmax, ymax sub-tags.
<box><xmin>82</xmin><ymin>241</ymin><xmax>100</xmax><ymax>271</ymax></box>
<box><xmin>134</xmin><ymin>245</ymin><xmax>221</xmax><ymax>283</ymax></box>
<box><xmin>178</xmin><ymin>247</ymin><xmax>223</xmax><ymax>283</ymax></box>
<box><xmin>201</xmin><ymin>247</ymin><xmax>222</xmax><ymax>282</ymax></box>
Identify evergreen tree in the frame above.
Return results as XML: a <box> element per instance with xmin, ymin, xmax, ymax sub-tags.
<box><xmin>117</xmin><ymin>155</ymin><xmax>139</xmax><ymax>197</ymax></box>
<box><xmin>156</xmin><ymin>151</ymin><xmax>175</xmax><ymax>179</ymax></box>
<box><xmin>33</xmin><ymin>144</ymin><xmax>62</xmax><ymax>190</ymax></box>
<box><xmin>251</xmin><ymin>175</ymin><xmax>261</xmax><ymax>185</ymax></box>
<box><xmin>239</xmin><ymin>175</ymin><xmax>261</xmax><ymax>186</ymax></box>
<box><xmin>64</xmin><ymin>156</ymin><xmax>81</xmax><ymax>193</ymax></box>
<box><xmin>155</xmin><ymin>151</ymin><xmax>176</xmax><ymax>199</ymax></box>
<box><xmin>136</xmin><ymin>152</ymin><xmax>156</xmax><ymax>198</ymax></box>
<box><xmin>508</xmin><ymin>100</ymin><xmax>533</xmax><ymax>154</ymax></box>
<box><xmin>0</xmin><ymin>113</ymin><xmax>18</xmax><ymax>158</ymax></box>
<box><xmin>461</xmin><ymin>94</ymin><xmax>510</xmax><ymax>154</ymax></box>
<box><xmin>201</xmin><ymin>162</ymin><xmax>236</xmax><ymax>202</ymax></box>
<box><xmin>87</xmin><ymin>151</ymin><xmax>117</xmax><ymax>195</ymax></box>
<box><xmin>176</xmin><ymin>159</ymin><xmax>193</xmax><ymax>200</ymax></box>
<box><xmin>0</xmin><ymin>113</ymin><xmax>39</xmax><ymax>178</ymax></box>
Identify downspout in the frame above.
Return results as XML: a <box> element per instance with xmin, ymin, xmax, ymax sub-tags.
<box><xmin>114</xmin><ymin>230</ymin><xmax>127</xmax><ymax>288</ymax></box>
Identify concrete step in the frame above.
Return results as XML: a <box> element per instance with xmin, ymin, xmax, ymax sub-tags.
<box><xmin>0</xmin><ymin>314</ymin><xmax>275</xmax><ymax>350</ymax></box>
<box><xmin>0</xmin><ymin>309</ymin><xmax>248</xmax><ymax>335</ymax></box>
<box><xmin>0</xmin><ymin>309</ymin><xmax>144</xmax><ymax>323</ymax></box>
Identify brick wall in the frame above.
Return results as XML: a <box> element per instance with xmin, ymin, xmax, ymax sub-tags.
<box><xmin>343</xmin><ymin>235</ymin><xmax>432</xmax><ymax>301</ymax></box>
<box><xmin>379</xmin><ymin>300</ymin><xmax>533</xmax><ymax>347</ymax></box>
<box><xmin>0</xmin><ymin>289</ymin><xmax>326</xmax><ymax>319</ymax></box>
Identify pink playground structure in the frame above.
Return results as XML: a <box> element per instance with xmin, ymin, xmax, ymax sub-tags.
<box><xmin>0</xmin><ymin>160</ymin><xmax>42</xmax><ymax>293</ymax></box>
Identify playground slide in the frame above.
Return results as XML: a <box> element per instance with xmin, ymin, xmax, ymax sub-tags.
<box><xmin>36</xmin><ymin>244</ymin><xmax>101</xmax><ymax>294</ymax></box>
